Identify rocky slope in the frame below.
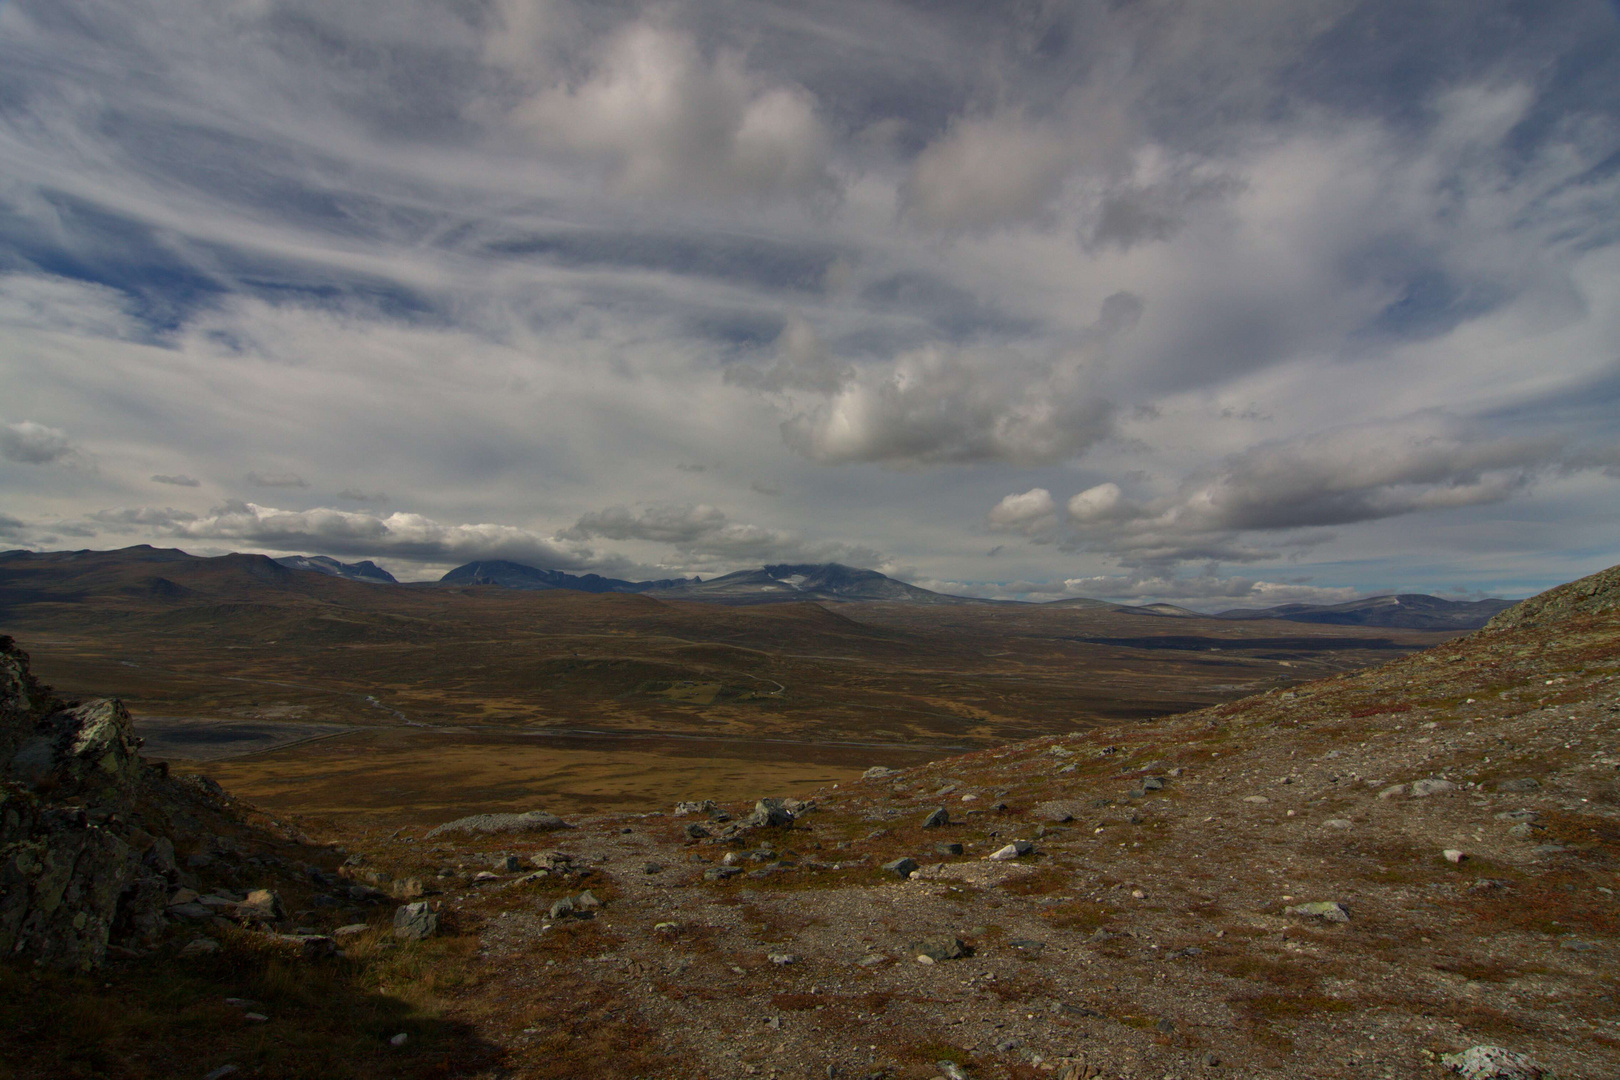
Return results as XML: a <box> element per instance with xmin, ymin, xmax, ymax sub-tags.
<box><xmin>3</xmin><ymin>563</ymin><xmax>1617</xmax><ymax>1079</ymax></box>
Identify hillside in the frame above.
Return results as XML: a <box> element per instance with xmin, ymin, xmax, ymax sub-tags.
<box><xmin>3</xmin><ymin>563</ymin><xmax>1615</xmax><ymax>1079</ymax></box>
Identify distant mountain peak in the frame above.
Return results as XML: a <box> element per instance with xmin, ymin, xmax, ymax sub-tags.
<box><xmin>275</xmin><ymin>555</ymin><xmax>398</xmax><ymax>584</ymax></box>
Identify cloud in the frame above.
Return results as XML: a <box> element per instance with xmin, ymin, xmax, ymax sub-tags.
<box><xmin>988</xmin><ymin>488</ymin><xmax>1058</xmax><ymax>538</ymax></box>
<box><xmin>0</xmin><ymin>514</ymin><xmax>27</xmax><ymax>538</ymax></box>
<box><xmin>167</xmin><ymin>501</ymin><xmax>600</xmax><ymax>570</ymax></box>
<box><xmin>562</xmin><ymin>502</ymin><xmax>882</xmax><ymax>569</ymax></box>
<box><xmin>903</xmin><ymin>113</ymin><xmax>1074</xmax><ymax>231</ymax></box>
<box><xmin>151</xmin><ymin>474</ymin><xmax>201</xmax><ymax>487</ymax></box>
<box><xmin>724</xmin><ymin>315</ymin><xmax>851</xmax><ymax>394</ymax></box>
<box><xmin>245</xmin><ymin>472</ymin><xmax>309</xmax><ymax>489</ymax></box>
<box><xmin>337</xmin><ymin>488</ymin><xmax>387</xmax><ymax>502</ymax></box>
<box><xmin>1</xmin><ymin>421</ymin><xmax>74</xmax><ymax>465</ymax></box>
<box><xmin>1038</xmin><ymin>418</ymin><xmax>1606</xmax><ymax>568</ymax></box>
<box><xmin>516</xmin><ymin>20</ymin><xmax>834</xmax><ymax>200</ymax></box>
<box><xmin>781</xmin><ymin>345</ymin><xmax>1114</xmax><ymax>466</ymax></box>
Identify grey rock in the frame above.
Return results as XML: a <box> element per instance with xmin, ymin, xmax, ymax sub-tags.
<box><xmin>180</xmin><ymin>937</ymin><xmax>221</xmax><ymax>956</ymax></box>
<box><xmin>1440</xmin><ymin>1045</ymin><xmax>1548</xmax><ymax>1079</ymax></box>
<box><xmin>882</xmin><ymin>857</ymin><xmax>919</xmax><ymax>878</ymax></box>
<box><xmin>684</xmin><ymin>823</ymin><xmax>711</xmax><ymax>840</ymax></box>
<box><xmin>986</xmin><ymin>840</ymin><xmax>1033</xmax><ymax>861</ymax></box>
<box><xmin>861</xmin><ymin>766</ymin><xmax>898</xmax><ymax>780</ymax></box>
<box><xmin>1496</xmin><ymin>809</ymin><xmax>1540</xmax><ymax>822</ymax></box>
<box><xmin>548</xmin><ymin>897</ymin><xmax>576</xmax><ymax>920</ymax></box>
<box><xmin>271</xmin><ymin>933</ymin><xmax>337</xmax><ymax>959</ymax></box>
<box><xmin>935</xmin><ymin>842</ymin><xmax>964</xmax><ymax>856</ymax></box>
<box><xmin>424</xmin><ymin>810</ymin><xmax>569</xmax><ymax>838</ymax></box>
<box><xmin>392</xmin><ymin>902</ymin><xmax>438</xmax><ymax>940</ymax></box>
<box><xmin>673</xmin><ymin>799</ymin><xmax>718</xmax><ymax>816</ymax></box>
<box><xmin>703</xmin><ymin>866</ymin><xmax>743</xmax><ymax>881</ymax></box>
<box><xmin>921</xmin><ymin>807</ymin><xmax>950</xmax><ymax>829</ymax></box>
<box><xmin>741</xmin><ymin>798</ymin><xmax>795</xmax><ymax>829</ymax></box>
<box><xmin>1494</xmin><ymin>778</ymin><xmax>1541</xmax><ymax>793</ymax></box>
<box><xmin>1284</xmin><ymin>901</ymin><xmax>1350</xmax><ymax>923</ymax></box>
<box><xmin>575</xmin><ymin>890</ymin><xmax>602</xmax><ymax>911</ymax></box>
<box><xmin>937</xmin><ymin>1061</ymin><xmax>970</xmax><ymax>1080</ymax></box>
<box><xmin>768</xmin><ymin>952</ymin><xmax>796</xmax><ymax>965</ymax></box>
<box><xmin>1007</xmin><ymin>938</ymin><xmax>1045</xmax><ymax>955</ymax></box>
<box><xmin>494</xmin><ymin>855</ymin><xmax>524</xmax><ymax>872</ymax></box>
<box><xmin>643</xmin><ymin>862</ymin><xmax>664</xmax><ymax>874</ymax></box>
<box><xmin>1142</xmin><ymin>777</ymin><xmax>1164</xmax><ymax>791</ymax></box>
<box><xmin>1410</xmin><ymin>778</ymin><xmax>1459</xmax><ymax>798</ymax></box>
<box><xmin>910</xmin><ymin>935</ymin><xmax>969</xmax><ymax>961</ymax></box>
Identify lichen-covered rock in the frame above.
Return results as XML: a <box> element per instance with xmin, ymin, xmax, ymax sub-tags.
<box><xmin>0</xmin><ymin>787</ymin><xmax>145</xmax><ymax>969</ymax></box>
<box><xmin>0</xmin><ymin>637</ymin><xmax>166</xmax><ymax>968</ymax></box>
<box><xmin>8</xmin><ymin>698</ymin><xmax>146</xmax><ymax>801</ymax></box>
<box><xmin>1441</xmin><ymin>1045</ymin><xmax>1548</xmax><ymax>1079</ymax></box>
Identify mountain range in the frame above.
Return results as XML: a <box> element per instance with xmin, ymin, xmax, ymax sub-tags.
<box><xmin>421</xmin><ymin>557</ymin><xmax>1511</xmax><ymax>628</ymax></box>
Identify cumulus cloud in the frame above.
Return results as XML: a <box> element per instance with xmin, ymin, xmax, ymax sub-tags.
<box><xmin>781</xmin><ymin>345</ymin><xmax>1113</xmax><ymax>466</ymax></box>
<box><xmin>151</xmin><ymin>474</ymin><xmax>201</xmax><ymax>487</ymax></box>
<box><xmin>903</xmin><ymin>113</ymin><xmax>1074</xmax><ymax>231</ymax></box>
<box><xmin>1</xmin><ymin>421</ymin><xmax>74</xmax><ymax>465</ymax></box>
<box><xmin>1035</xmin><ymin>418</ymin><xmax>1607</xmax><ymax>568</ymax></box>
<box><xmin>987</xmin><ymin>488</ymin><xmax>1057</xmax><ymax>539</ymax></box>
<box><xmin>562</xmin><ymin>503</ymin><xmax>882</xmax><ymax>569</ymax></box>
<box><xmin>517</xmin><ymin>21</ymin><xmax>833</xmax><ymax>200</ymax></box>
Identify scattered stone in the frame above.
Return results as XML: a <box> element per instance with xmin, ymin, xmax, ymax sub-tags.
<box><xmin>644</xmin><ymin>862</ymin><xmax>664</xmax><ymax>874</ymax></box>
<box><xmin>935</xmin><ymin>842</ymin><xmax>964</xmax><ymax>856</ymax></box>
<box><xmin>472</xmin><ymin>871</ymin><xmax>499</xmax><ymax>884</ymax></box>
<box><xmin>389</xmin><ymin>1033</ymin><xmax>409</xmax><ymax>1048</ymax></box>
<box><xmin>424</xmin><ymin>810</ymin><xmax>569</xmax><ymax>838</ymax></box>
<box><xmin>922</xmin><ymin>807</ymin><xmax>950</xmax><ymax>828</ymax></box>
<box><xmin>856</xmin><ymin>953</ymin><xmax>888</xmax><ymax>966</ymax></box>
<box><xmin>393</xmin><ymin>902</ymin><xmax>438</xmax><ymax>940</ymax></box>
<box><xmin>673</xmin><ymin>799</ymin><xmax>719</xmax><ymax>816</ymax></box>
<box><xmin>1142</xmin><ymin>777</ymin><xmax>1164</xmax><ymax>791</ymax></box>
<box><xmin>768</xmin><ymin>953</ymin><xmax>797</xmax><ymax>965</ymax></box>
<box><xmin>742</xmin><ymin>797</ymin><xmax>796</xmax><ymax>829</ymax></box>
<box><xmin>493</xmin><ymin>855</ymin><xmax>524</xmax><ymax>872</ymax></box>
<box><xmin>1155</xmin><ymin>1017</ymin><xmax>1175</xmax><ymax>1034</ymax></box>
<box><xmin>1378</xmin><ymin>784</ymin><xmax>1407</xmax><ymax>799</ymax></box>
<box><xmin>575</xmin><ymin>889</ymin><xmax>602</xmax><ymax>911</ymax></box>
<box><xmin>910</xmin><ymin>935</ymin><xmax>969</xmax><ymax>961</ymax></box>
<box><xmin>1284</xmin><ymin>901</ymin><xmax>1350</xmax><ymax>923</ymax></box>
<box><xmin>180</xmin><ymin>937</ymin><xmax>221</xmax><ymax>957</ymax></box>
<box><xmin>986</xmin><ymin>840</ymin><xmax>1033</xmax><ymax>861</ymax></box>
<box><xmin>270</xmin><ymin>933</ymin><xmax>336</xmax><ymax>960</ymax></box>
<box><xmin>1242</xmin><ymin>795</ymin><xmax>1270</xmax><ymax>804</ymax></box>
<box><xmin>1507</xmin><ymin>823</ymin><xmax>1544</xmax><ymax>839</ymax></box>
<box><xmin>202</xmin><ymin>1067</ymin><xmax>239</xmax><ymax>1080</ymax></box>
<box><xmin>684</xmin><ymin>823</ymin><xmax>711</xmax><ymax>840</ymax></box>
<box><xmin>1494</xmin><ymin>778</ymin><xmax>1541</xmax><ymax>793</ymax></box>
<box><xmin>937</xmin><ymin>1062</ymin><xmax>970</xmax><ymax>1080</ymax></box>
<box><xmin>862</xmin><ymin>766</ymin><xmax>898</xmax><ymax>780</ymax></box>
<box><xmin>548</xmin><ymin>898</ymin><xmax>576</xmax><ymax>920</ymax></box>
<box><xmin>1322</xmin><ymin>818</ymin><xmax>1353</xmax><ymax>830</ymax></box>
<box><xmin>1444</xmin><ymin>849</ymin><xmax>1468</xmax><ymax>863</ymax></box>
<box><xmin>1496</xmin><ymin>809</ymin><xmax>1539</xmax><ymax>822</ymax></box>
<box><xmin>1203</xmin><ymin>1052</ymin><xmax>1220</xmax><ymax>1068</ymax></box>
<box><xmin>167</xmin><ymin>887</ymin><xmax>200</xmax><ymax>906</ymax></box>
<box><xmin>882</xmin><ymin>857</ymin><xmax>919</xmax><ymax>878</ymax></box>
<box><xmin>1410</xmin><ymin>778</ymin><xmax>1459</xmax><ymax>798</ymax></box>
<box><xmin>703</xmin><ymin>866</ymin><xmax>743</xmax><ymax>881</ymax></box>
<box><xmin>1440</xmin><ymin>1045</ymin><xmax>1547</xmax><ymax>1079</ymax></box>
<box><xmin>1007</xmin><ymin>938</ymin><xmax>1045</xmax><ymax>955</ymax></box>
<box><xmin>333</xmin><ymin>923</ymin><xmax>369</xmax><ymax>938</ymax></box>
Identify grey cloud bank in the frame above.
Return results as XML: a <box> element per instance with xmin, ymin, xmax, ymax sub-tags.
<box><xmin>1</xmin><ymin>0</ymin><xmax>1617</xmax><ymax>606</ymax></box>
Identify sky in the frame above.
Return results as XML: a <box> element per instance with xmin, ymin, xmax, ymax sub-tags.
<box><xmin>2</xmin><ymin>0</ymin><xmax>1619</xmax><ymax>607</ymax></box>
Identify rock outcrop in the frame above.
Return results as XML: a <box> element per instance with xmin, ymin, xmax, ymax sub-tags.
<box><xmin>1</xmin><ymin>636</ymin><xmax>171</xmax><ymax>968</ymax></box>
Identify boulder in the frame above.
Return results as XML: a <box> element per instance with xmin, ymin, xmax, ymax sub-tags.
<box><xmin>393</xmin><ymin>902</ymin><xmax>438</xmax><ymax>940</ymax></box>
<box><xmin>987</xmin><ymin>840</ymin><xmax>1034</xmax><ymax>861</ymax></box>
<box><xmin>921</xmin><ymin>807</ymin><xmax>950</xmax><ymax>828</ymax></box>
<box><xmin>423</xmin><ymin>810</ymin><xmax>570</xmax><ymax>838</ymax></box>
<box><xmin>1284</xmin><ymin>901</ymin><xmax>1350</xmax><ymax>923</ymax></box>
<box><xmin>909</xmin><ymin>935</ymin><xmax>970</xmax><ymax>961</ymax></box>
<box><xmin>882</xmin><ymin>857</ymin><xmax>919</xmax><ymax>878</ymax></box>
<box><xmin>1440</xmin><ymin>1045</ymin><xmax>1547</xmax><ymax>1079</ymax></box>
<box><xmin>861</xmin><ymin>766</ymin><xmax>898</xmax><ymax>781</ymax></box>
<box><xmin>1410</xmin><ymin>779</ymin><xmax>1459</xmax><ymax>798</ymax></box>
<box><xmin>740</xmin><ymin>798</ymin><xmax>795</xmax><ymax>830</ymax></box>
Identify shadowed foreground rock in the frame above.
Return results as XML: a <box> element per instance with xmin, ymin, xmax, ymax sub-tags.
<box><xmin>0</xmin><ymin>638</ymin><xmax>171</xmax><ymax>968</ymax></box>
